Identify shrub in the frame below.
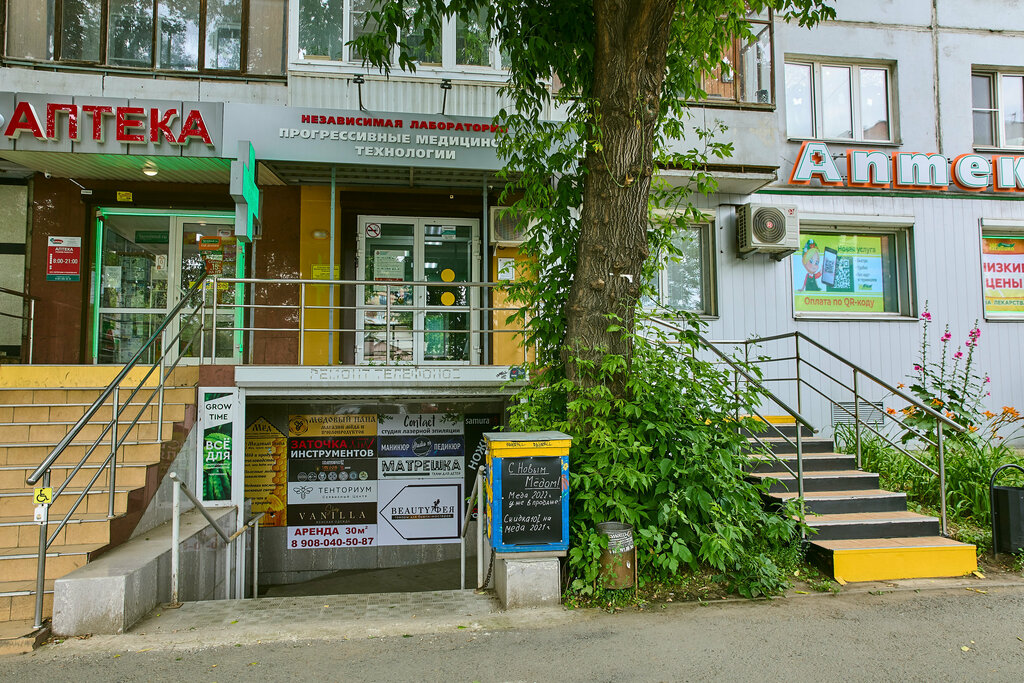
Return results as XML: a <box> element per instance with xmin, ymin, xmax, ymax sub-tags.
<box><xmin>509</xmin><ymin>316</ymin><xmax>804</xmax><ymax>599</ymax></box>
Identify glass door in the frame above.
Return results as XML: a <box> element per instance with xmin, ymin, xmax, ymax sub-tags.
<box><xmin>356</xmin><ymin>216</ymin><xmax>479</xmax><ymax>364</ymax></box>
<box><xmin>175</xmin><ymin>217</ymin><xmax>244</xmax><ymax>364</ymax></box>
<box><xmin>356</xmin><ymin>220</ymin><xmax>416</xmax><ymax>363</ymax></box>
<box><xmin>96</xmin><ymin>213</ymin><xmax>173</xmax><ymax>365</ymax></box>
<box><xmin>94</xmin><ymin>209</ymin><xmax>241</xmax><ymax>366</ymax></box>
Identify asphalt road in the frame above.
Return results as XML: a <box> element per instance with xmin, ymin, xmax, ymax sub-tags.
<box><xmin>3</xmin><ymin>587</ymin><xmax>1024</xmax><ymax>682</ymax></box>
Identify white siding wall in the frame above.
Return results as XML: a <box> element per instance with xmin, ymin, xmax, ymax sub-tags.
<box><xmin>694</xmin><ymin>192</ymin><xmax>1024</xmax><ymax>437</ymax></box>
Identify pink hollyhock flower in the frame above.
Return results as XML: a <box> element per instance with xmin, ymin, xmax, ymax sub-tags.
<box><xmin>985</xmin><ymin>376</ymin><xmax>991</xmax><ymax>383</ymax></box>
<box><xmin>953</xmin><ymin>351</ymin><xmax>963</xmax><ymax>359</ymax></box>
<box><xmin>969</xmin><ymin>327</ymin><xmax>981</xmax><ymax>339</ymax></box>
<box><xmin>913</xmin><ymin>364</ymin><xmax>923</xmax><ymax>371</ymax></box>
<box><xmin>940</xmin><ymin>332</ymin><xmax>951</xmax><ymax>342</ymax></box>
<box><xmin>921</xmin><ymin>312</ymin><xmax>932</xmax><ymax>321</ymax></box>
<box><xmin>965</xmin><ymin>340</ymin><xmax>974</xmax><ymax>348</ymax></box>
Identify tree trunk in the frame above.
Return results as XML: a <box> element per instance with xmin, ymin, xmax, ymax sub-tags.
<box><xmin>564</xmin><ymin>0</ymin><xmax>675</xmax><ymax>397</ymax></box>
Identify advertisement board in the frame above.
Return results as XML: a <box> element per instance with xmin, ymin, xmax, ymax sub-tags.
<box><xmin>284</xmin><ymin>412</ymin><xmax>465</xmax><ymax>549</ymax></box>
<box><xmin>198</xmin><ymin>388</ymin><xmax>239</xmax><ymax>506</ymax></box>
<box><xmin>46</xmin><ymin>236</ymin><xmax>81</xmax><ymax>282</ymax></box>
<box><xmin>981</xmin><ymin>235</ymin><xmax>1024</xmax><ymax>317</ymax></box>
<box><xmin>792</xmin><ymin>232</ymin><xmax>887</xmax><ymax>314</ymax></box>
<box><xmin>243</xmin><ymin>417</ymin><xmax>287</xmax><ymax>526</ymax></box>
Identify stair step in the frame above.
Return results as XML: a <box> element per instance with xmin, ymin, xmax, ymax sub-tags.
<box><xmin>0</xmin><ymin>462</ymin><xmax>153</xmax><ymax>490</ymax></box>
<box><xmin>0</xmin><ymin>543</ymin><xmax>101</xmax><ymax>582</ymax></box>
<box><xmin>0</xmin><ymin>513</ymin><xmax>112</xmax><ymax>548</ymax></box>
<box><xmin>803</xmin><ymin>511</ymin><xmax>941</xmax><ymax>540</ymax></box>
<box><xmin>740</xmin><ymin>423</ymin><xmax>815</xmax><ymax>439</ymax></box>
<box><xmin>0</xmin><ymin>420</ymin><xmax>173</xmax><ymax>445</ymax></box>
<box><xmin>770</xmin><ymin>489</ymin><xmax>908</xmax><ymax>514</ymax></box>
<box><xmin>0</xmin><ymin>580</ymin><xmax>54</xmax><ymax>622</ymax></box>
<box><xmin>749</xmin><ymin>469</ymin><xmax>879</xmax><ymax>493</ymax></box>
<box><xmin>754</xmin><ymin>437</ymin><xmax>837</xmax><ymax>455</ymax></box>
<box><xmin>807</xmin><ymin>536</ymin><xmax>978</xmax><ymax>582</ymax></box>
<box><xmin>0</xmin><ymin>441</ymin><xmax>164</xmax><ymax>466</ymax></box>
<box><xmin>0</xmin><ymin>487</ymin><xmax>134</xmax><ymax>517</ymax></box>
<box><xmin>0</xmin><ymin>403</ymin><xmax>187</xmax><ymax>424</ymax></box>
<box><xmin>747</xmin><ymin>453</ymin><xmax>856</xmax><ymax>474</ymax></box>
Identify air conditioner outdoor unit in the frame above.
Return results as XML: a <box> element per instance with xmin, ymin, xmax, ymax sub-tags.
<box><xmin>737</xmin><ymin>203</ymin><xmax>799</xmax><ymax>260</ymax></box>
<box><xmin>489</xmin><ymin>206</ymin><xmax>529</xmax><ymax>247</ymax></box>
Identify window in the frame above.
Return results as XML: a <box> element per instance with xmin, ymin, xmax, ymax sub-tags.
<box><xmin>646</xmin><ymin>224</ymin><xmax>717</xmax><ymax>316</ymax></box>
<box><xmin>3</xmin><ymin>0</ymin><xmax>285</xmax><ymax>76</ymax></box>
<box><xmin>295</xmin><ymin>2</ymin><xmax>505</xmax><ymax>72</ymax></box>
<box><xmin>791</xmin><ymin>227</ymin><xmax>913</xmax><ymax>318</ymax></box>
<box><xmin>702</xmin><ymin>16</ymin><xmax>773</xmax><ymax>106</ymax></box>
<box><xmin>980</xmin><ymin>231</ymin><xmax>1024</xmax><ymax>319</ymax></box>
<box><xmin>972</xmin><ymin>72</ymin><xmax>1024</xmax><ymax>148</ymax></box>
<box><xmin>785</xmin><ymin>60</ymin><xmax>894</xmax><ymax>142</ymax></box>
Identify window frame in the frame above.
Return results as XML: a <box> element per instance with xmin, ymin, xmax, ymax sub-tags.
<box><xmin>978</xmin><ymin>219</ymin><xmax>1024</xmax><ymax>321</ymax></box>
<box><xmin>971</xmin><ymin>70</ymin><xmax>1024</xmax><ymax>151</ymax></box>
<box><xmin>645</xmin><ymin>217</ymin><xmax>718</xmax><ymax>318</ymax></box>
<box><xmin>1</xmin><ymin>0</ymin><xmax>285</xmax><ymax>79</ymax></box>
<box><xmin>289</xmin><ymin>1</ymin><xmax>508</xmax><ymax>80</ymax></box>
<box><xmin>784</xmin><ymin>58</ymin><xmax>897</xmax><ymax>144</ymax></box>
<box><xmin>698</xmin><ymin>13</ymin><xmax>775</xmax><ymax>111</ymax></box>
<box><xmin>790</xmin><ymin>219</ymin><xmax>916</xmax><ymax>321</ymax></box>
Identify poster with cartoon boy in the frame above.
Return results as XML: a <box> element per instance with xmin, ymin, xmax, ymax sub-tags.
<box><xmin>797</xmin><ymin>239</ymin><xmax>822</xmax><ymax>292</ymax></box>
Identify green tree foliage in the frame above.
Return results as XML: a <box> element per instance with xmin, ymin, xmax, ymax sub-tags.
<box><xmin>355</xmin><ymin>1</ymin><xmax>834</xmax><ymax>596</ymax></box>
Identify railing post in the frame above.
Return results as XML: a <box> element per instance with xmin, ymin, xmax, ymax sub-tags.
<box><xmin>476</xmin><ymin>466</ymin><xmax>485</xmax><ymax>589</ymax></box>
<box><xmin>299</xmin><ymin>283</ymin><xmax>306</xmax><ymax>365</ymax></box>
<box><xmin>937</xmin><ymin>421</ymin><xmax>948</xmax><ymax>536</ymax></box>
<box><xmin>225</xmin><ymin>527</ymin><xmax>232</xmax><ymax>601</ymax></box>
<box><xmin>28</xmin><ymin>298</ymin><xmax>35</xmax><ymax>364</ymax></box>
<box><xmin>158</xmin><ymin>328</ymin><xmax>166</xmax><ymax>430</ymax></box>
<box><xmin>33</xmin><ymin>470</ymin><xmax>50</xmax><ymax>630</ymax></box>
<box><xmin>211</xmin><ymin>278</ymin><xmax>219</xmax><ymax>360</ymax></box>
<box><xmin>108</xmin><ymin>386</ymin><xmax>119</xmax><ymax>519</ymax></box>
<box><xmin>795</xmin><ymin>428</ymin><xmax>806</xmax><ymax>537</ymax></box>
<box><xmin>794</xmin><ymin>335</ymin><xmax>802</xmax><ymax>414</ymax></box>
<box><xmin>171</xmin><ymin>478</ymin><xmax>181</xmax><ymax>605</ymax></box>
<box><xmin>853</xmin><ymin>370</ymin><xmax>862</xmax><ymax>470</ymax></box>
<box><xmin>385</xmin><ymin>284</ymin><xmax>392</xmax><ymax>365</ymax></box>
<box><xmin>252</xmin><ymin>516</ymin><xmax>260</xmax><ymax>599</ymax></box>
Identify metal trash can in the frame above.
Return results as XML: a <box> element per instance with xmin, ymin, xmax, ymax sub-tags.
<box><xmin>597</xmin><ymin>521</ymin><xmax>636</xmax><ymax>589</ymax></box>
<box><xmin>990</xmin><ymin>464</ymin><xmax>1024</xmax><ymax>556</ymax></box>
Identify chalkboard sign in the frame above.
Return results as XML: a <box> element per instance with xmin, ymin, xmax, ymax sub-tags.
<box><xmin>500</xmin><ymin>456</ymin><xmax>563</xmax><ymax>546</ymax></box>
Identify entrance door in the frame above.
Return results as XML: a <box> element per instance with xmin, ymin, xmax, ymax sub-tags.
<box><xmin>94</xmin><ymin>210</ymin><xmax>242</xmax><ymax>366</ymax></box>
<box><xmin>356</xmin><ymin>216</ymin><xmax>479</xmax><ymax>364</ymax></box>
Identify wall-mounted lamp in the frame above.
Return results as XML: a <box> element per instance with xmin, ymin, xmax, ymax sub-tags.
<box><xmin>440</xmin><ymin>78</ymin><xmax>452</xmax><ymax>115</ymax></box>
<box><xmin>353</xmin><ymin>74</ymin><xmax>367</xmax><ymax>111</ymax></box>
<box><xmin>142</xmin><ymin>161</ymin><xmax>159</xmax><ymax>177</ymax></box>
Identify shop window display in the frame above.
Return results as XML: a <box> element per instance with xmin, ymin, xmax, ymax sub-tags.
<box><xmin>791</xmin><ymin>229</ymin><xmax>909</xmax><ymax>316</ymax></box>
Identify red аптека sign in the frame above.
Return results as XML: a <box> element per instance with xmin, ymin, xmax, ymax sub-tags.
<box><xmin>46</xmin><ymin>236</ymin><xmax>81</xmax><ymax>282</ymax></box>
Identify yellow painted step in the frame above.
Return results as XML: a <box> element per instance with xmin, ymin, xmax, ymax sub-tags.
<box><xmin>0</xmin><ymin>366</ymin><xmax>199</xmax><ymax>389</ymax></box>
<box><xmin>816</xmin><ymin>536</ymin><xmax>978</xmax><ymax>582</ymax></box>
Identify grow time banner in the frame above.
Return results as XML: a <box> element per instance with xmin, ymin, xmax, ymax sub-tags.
<box><xmin>198</xmin><ymin>388</ymin><xmax>239</xmax><ymax>506</ymax></box>
<box><xmin>792</xmin><ymin>232</ymin><xmax>886</xmax><ymax>313</ymax></box>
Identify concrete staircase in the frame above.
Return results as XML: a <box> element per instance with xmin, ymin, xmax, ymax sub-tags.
<box><xmin>746</xmin><ymin>421</ymin><xmax>978</xmax><ymax>582</ymax></box>
<box><xmin>0</xmin><ymin>366</ymin><xmax>198</xmax><ymax>625</ymax></box>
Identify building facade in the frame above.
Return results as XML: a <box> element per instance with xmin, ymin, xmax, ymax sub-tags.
<box><xmin>1</xmin><ymin>0</ymin><xmax>1023</xmax><ymax>603</ymax></box>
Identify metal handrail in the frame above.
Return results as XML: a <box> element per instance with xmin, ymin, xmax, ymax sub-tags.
<box><xmin>0</xmin><ymin>285</ymin><xmax>36</xmax><ymax>363</ymax></box>
<box><xmin>204</xmin><ymin>275</ymin><xmax>532</xmax><ymax>366</ymax></box>
<box><xmin>646</xmin><ymin>317</ymin><xmax>817</xmax><ymax>529</ymax></box>
<box><xmin>461</xmin><ymin>466</ymin><xmax>486</xmax><ymax>590</ymax></box>
<box><xmin>169</xmin><ymin>473</ymin><xmax>263</xmax><ymax>604</ymax></box>
<box><xmin>26</xmin><ymin>274</ymin><xmax>208</xmax><ymax>629</ymax></box>
<box><xmin>709</xmin><ymin>330</ymin><xmax>967</xmax><ymax>536</ymax></box>
<box><xmin>27</xmin><ymin>274</ymin><xmax>208</xmax><ymax>485</ymax></box>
